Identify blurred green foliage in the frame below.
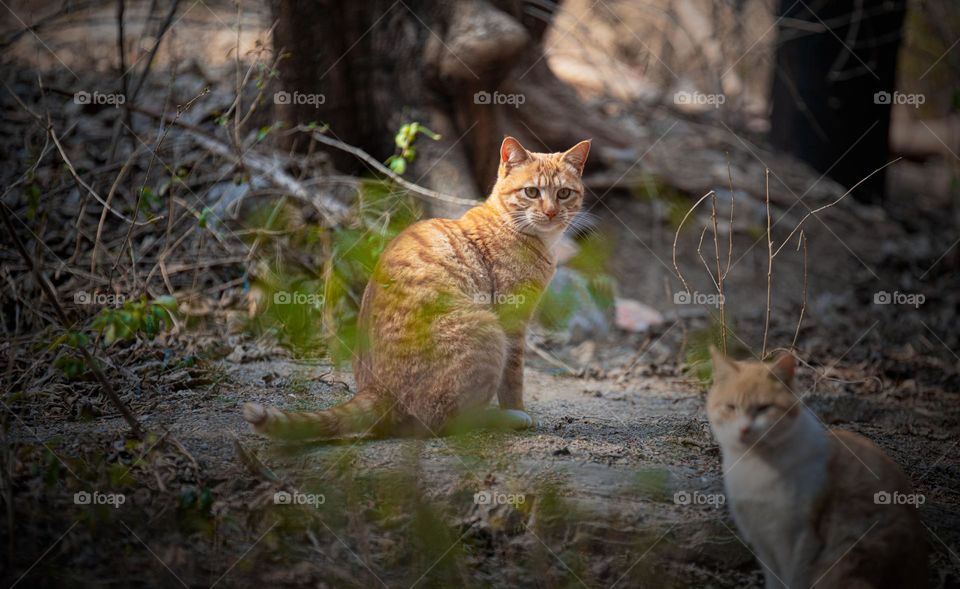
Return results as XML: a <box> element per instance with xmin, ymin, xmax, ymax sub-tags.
<box><xmin>537</xmin><ymin>232</ymin><xmax>616</xmax><ymax>331</ymax></box>
<box><xmin>251</xmin><ymin>178</ymin><xmax>421</xmax><ymax>361</ymax></box>
<box><xmin>683</xmin><ymin>317</ymin><xmax>754</xmax><ymax>385</ymax></box>
<box><xmin>631</xmin><ymin>173</ymin><xmax>692</xmax><ymax>230</ymax></box>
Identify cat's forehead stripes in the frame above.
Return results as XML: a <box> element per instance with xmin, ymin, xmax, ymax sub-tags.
<box><xmin>507</xmin><ymin>156</ymin><xmax>582</xmax><ymax>192</ymax></box>
<box><xmin>708</xmin><ymin>362</ymin><xmax>799</xmax><ymax>415</ymax></box>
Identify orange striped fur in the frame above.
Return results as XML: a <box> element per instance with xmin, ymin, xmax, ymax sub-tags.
<box><xmin>244</xmin><ymin>137</ymin><xmax>591</xmax><ymax>440</ymax></box>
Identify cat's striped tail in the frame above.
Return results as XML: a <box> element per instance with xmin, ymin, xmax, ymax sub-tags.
<box><xmin>242</xmin><ymin>392</ymin><xmax>389</xmax><ymax>441</ymax></box>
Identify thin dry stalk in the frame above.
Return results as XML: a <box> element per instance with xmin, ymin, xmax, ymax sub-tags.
<box><xmin>710</xmin><ymin>192</ymin><xmax>727</xmax><ymax>353</ymax></box>
<box><xmin>671</xmin><ymin>190</ymin><xmax>716</xmax><ymax>296</ymax></box>
<box><xmin>791</xmin><ymin>232</ymin><xmax>808</xmax><ymax>351</ymax></box>
<box><xmin>91</xmin><ymin>144</ymin><xmax>144</xmax><ymax>278</ymax></box>
<box><xmin>762</xmin><ymin>168</ymin><xmax>773</xmax><ymax>358</ymax></box>
<box><xmin>772</xmin><ymin>157</ymin><xmax>901</xmax><ymax>258</ymax></box>
<box><xmin>721</xmin><ymin>158</ymin><xmax>736</xmax><ymax>352</ymax></box>
<box><xmin>695</xmin><ymin>226</ymin><xmax>719</xmax><ymax>290</ymax></box>
<box><xmin>48</xmin><ymin>124</ymin><xmax>145</xmax><ymax>225</ymax></box>
<box><xmin>112</xmin><ymin>88</ymin><xmax>210</xmax><ymax>273</ymax></box>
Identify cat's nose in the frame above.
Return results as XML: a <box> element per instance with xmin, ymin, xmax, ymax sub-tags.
<box><xmin>738</xmin><ymin>425</ymin><xmax>751</xmax><ymax>436</ymax></box>
<box><xmin>544</xmin><ymin>209</ymin><xmax>557</xmax><ymax>219</ymax></box>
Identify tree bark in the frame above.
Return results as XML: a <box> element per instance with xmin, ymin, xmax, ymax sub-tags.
<box><xmin>769</xmin><ymin>0</ymin><xmax>906</xmax><ymax>205</ymax></box>
<box><xmin>271</xmin><ymin>0</ymin><xmax>631</xmax><ymax>217</ymax></box>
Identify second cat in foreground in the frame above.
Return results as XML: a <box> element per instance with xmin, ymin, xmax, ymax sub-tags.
<box><xmin>244</xmin><ymin>136</ymin><xmax>591</xmax><ymax>440</ymax></box>
<box><xmin>708</xmin><ymin>348</ymin><xmax>927</xmax><ymax>589</ymax></box>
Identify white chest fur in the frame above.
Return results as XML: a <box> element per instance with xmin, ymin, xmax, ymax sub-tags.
<box><xmin>718</xmin><ymin>409</ymin><xmax>831</xmax><ymax>585</ymax></box>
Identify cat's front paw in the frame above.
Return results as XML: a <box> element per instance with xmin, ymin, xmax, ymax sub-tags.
<box><xmin>243</xmin><ymin>402</ymin><xmax>269</xmax><ymax>433</ymax></box>
<box><xmin>502</xmin><ymin>409</ymin><xmax>535</xmax><ymax>430</ymax></box>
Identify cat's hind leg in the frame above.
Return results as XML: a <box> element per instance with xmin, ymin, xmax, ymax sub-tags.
<box><xmin>387</xmin><ymin>308</ymin><xmax>508</xmax><ymax>436</ymax></box>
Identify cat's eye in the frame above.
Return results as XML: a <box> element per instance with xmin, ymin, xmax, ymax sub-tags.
<box><xmin>557</xmin><ymin>187</ymin><xmax>572</xmax><ymax>200</ymax></box>
<box><xmin>724</xmin><ymin>404</ymin><xmax>736</xmax><ymax>412</ymax></box>
<box><xmin>524</xmin><ymin>187</ymin><xmax>540</xmax><ymax>199</ymax></box>
<box><xmin>754</xmin><ymin>404</ymin><xmax>773</xmax><ymax>413</ymax></box>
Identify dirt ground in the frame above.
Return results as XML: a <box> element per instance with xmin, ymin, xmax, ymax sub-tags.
<box><xmin>6</xmin><ymin>191</ymin><xmax>960</xmax><ymax>588</ymax></box>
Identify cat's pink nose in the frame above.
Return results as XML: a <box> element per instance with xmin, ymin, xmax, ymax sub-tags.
<box><xmin>544</xmin><ymin>209</ymin><xmax>557</xmax><ymax>219</ymax></box>
<box><xmin>738</xmin><ymin>425</ymin><xmax>750</xmax><ymax>436</ymax></box>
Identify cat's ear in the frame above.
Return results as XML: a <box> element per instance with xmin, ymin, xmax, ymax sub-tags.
<box><xmin>768</xmin><ymin>352</ymin><xmax>796</xmax><ymax>383</ymax></box>
<box><xmin>562</xmin><ymin>139</ymin><xmax>592</xmax><ymax>176</ymax></box>
<box><xmin>710</xmin><ymin>346</ymin><xmax>739</xmax><ymax>382</ymax></box>
<box><xmin>500</xmin><ymin>137</ymin><xmax>530</xmax><ymax>170</ymax></box>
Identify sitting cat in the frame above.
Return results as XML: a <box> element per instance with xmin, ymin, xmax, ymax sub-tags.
<box><xmin>244</xmin><ymin>136</ymin><xmax>591</xmax><ymax>440</ymax></box>
<box><xmin>707</xmin><ymin>348</ymin><xmax>927</xmax><ymax>588</ymax></box>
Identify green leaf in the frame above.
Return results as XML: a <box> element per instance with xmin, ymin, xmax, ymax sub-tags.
<box><xmin>387</xmin><ymin>156</ymin><xmax>406</xmax><ymax>175</ymax></box>
<box><xmin>153</xmin><ymin>295</ymin><xmax>177</xmax><ymax>311</ymax></box>
<box><xmin>197</xmin><ymin>207</ymin><xmax>212</xmax><ymax>228</ymax></box>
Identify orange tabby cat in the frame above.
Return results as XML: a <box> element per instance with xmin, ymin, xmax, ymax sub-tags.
<box><xmin>707</xmin><ymin>348</ymin><xmax>927</xmax><ymax>589</ymax></box>
<box><xmin>244</xmin><ymin>137</ymin><xmax>591</xmax><ymax>439</ymax></box>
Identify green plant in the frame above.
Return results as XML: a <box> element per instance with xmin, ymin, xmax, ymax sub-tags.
<box><xmin>685</xmin><ymin>318</ymin><xmax>727</xmax><ymax>385</ymax></box>
<box><xmin>50</xmin><ymin>331</ymin><xmax>91</xmax><ymax>380</ymax></box>
<box><xmin>385</xmin><ymin>122</ymin><xmax>441</xmax><ymax>175</ymax></box>
<box><xmin>249</xmin><ymin>179</ymin><xmax>420</xmax><ymax>360</ymax></box>
<box><xmin>91</xmin><ymin>295</ymin><xmax>177</xmax><ymax>345</ymax></box>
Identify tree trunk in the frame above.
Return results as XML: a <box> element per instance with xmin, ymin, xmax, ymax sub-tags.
<box><xmin>769</xmin><ymin>0</ymin><xmax>906</xmax><ymax>205</ymax></box>
<box><xmin>271</xmin><ymin>0</ymin><xmax>631</xmax><ymax>217</ymax></box>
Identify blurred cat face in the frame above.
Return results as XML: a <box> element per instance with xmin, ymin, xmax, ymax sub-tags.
<box><xmin>707</xmin><ymin>350</ymin><xmax>800</xmax><ymax>451</ymax></box>
<box><xmin>493</xmin><ymin>137</ymin><xmax>591</xmax><ymax>239</ymax></box>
